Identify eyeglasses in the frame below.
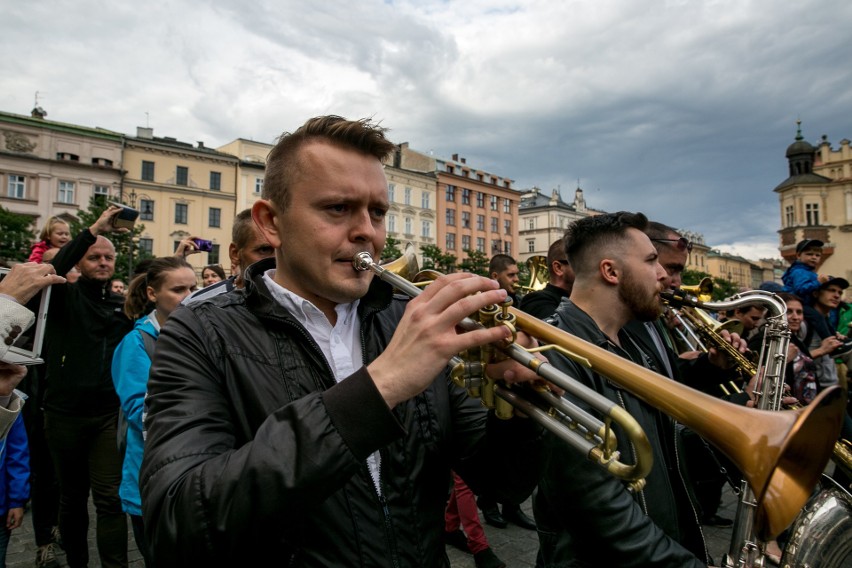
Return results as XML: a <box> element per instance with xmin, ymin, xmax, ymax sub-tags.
<box><xmin>651</xmin><ymin>237</ymin><xmax>693</xmax><ymax>253</ymax></box>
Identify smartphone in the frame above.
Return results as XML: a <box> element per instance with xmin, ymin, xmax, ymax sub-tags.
<box><xmin>193</xmin><ymin>238</ymin><xmax>214</xmax><ymax>252</ymax></box>
<box><xmin>108</xmin><ymin>201</ymin><xmax>140</xmax><ymax>229</ymax></box>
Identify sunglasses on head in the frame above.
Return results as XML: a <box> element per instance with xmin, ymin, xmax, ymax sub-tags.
<box><xmin>651</xmin><ymin>237</ymin><xmax>693</xmax><ymax>253</ymax></box>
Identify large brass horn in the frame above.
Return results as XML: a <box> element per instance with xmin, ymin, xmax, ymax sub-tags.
<box><xmin>518</xmin><ymin>255</ymin><xmax>549</xmax><ymax>293</ymax></box>
<box><xmin>355</xmin><ymin>250</ymin><xmax>845</xmax><ymax>541</ymax></box>
<box><xmin>680</xmin><ymin>276</ymin><xmax>714</xmax><ymax>302</ymax></box>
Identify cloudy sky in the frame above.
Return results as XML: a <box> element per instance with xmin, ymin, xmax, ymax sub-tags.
<box><xmin>3</xmin><ymin>0</ymin><xmax>850</xmax><ymax>260</ymax></box>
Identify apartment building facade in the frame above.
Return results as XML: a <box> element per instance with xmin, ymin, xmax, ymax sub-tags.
<box><xmin>0</xmin><ymin>109</ymin><xmax>123</xmax><ymax>227</ymax></box>
<box><xmin>384</xmin><ymin>150</ymin><xmax>437</xmax><ymax>263</ymax></box>
<box><xmin>517</xmin><ymin>186</ymin><xmax>595</xmax><ymax>264</ymax></box>
<box><xmin>122</xmin><ymin>127</ymin><xmax>238</xmax><ymax>272</ymax></box>
<box><xmin>217</xmin><ymin>138</ymin><xmax>273</xmax><ymax>213</ymax></box>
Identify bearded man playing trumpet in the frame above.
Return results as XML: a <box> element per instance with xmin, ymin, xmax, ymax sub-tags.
<box><xmin>535</xmin><ymin>212</ymin><xmax>747</xmax><ymax>567</ymax></box>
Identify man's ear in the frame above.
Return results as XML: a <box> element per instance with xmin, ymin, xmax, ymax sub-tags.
<box><xmin>600</xmin><ymin>258</ymin><xmax>619</xmax><ymax>285</ymax></box>
<box><xmin>252</xmin><ymin>199</ymin><xmax>282</xmax><ymax>249</ymax></box>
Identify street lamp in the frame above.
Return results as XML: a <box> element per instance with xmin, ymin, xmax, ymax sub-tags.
<box><xmin>121</xmin><ymin>187</ymin><xmax>151</xmax><ymax>277</ymax></box>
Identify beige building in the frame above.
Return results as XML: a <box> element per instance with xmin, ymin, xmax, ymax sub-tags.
<box><xmin>122</xmin><ymin>127</ymin><xmax>238</xmax><ymax>272</ymax></box>
<box><xmin>775</xmin><ymin>123</ymin><xmax>852</xmax><ymax>283</ymax></box>
<box><xmin>517</xmin><ymin>186</ymin><xmax>596</xmax><ymax>264</ymax></box>
<box><xmin>0</xmin><ymin>108</ymin><xmax>123</xmax><ymax>229</ymax></box>
<box><xmin>705</xmin><ymin>250</ymin><xmax>756</xmax><ymax>290</ymax></box>
<box><xmin>217</xmin><ymin>138</ymin><xmax>273</xmax><ymax>213</ymax></box>
<box><xmin>384</xmin><ymin>145</ymin><xmax>437</xmax><ymax>262</ymax></box>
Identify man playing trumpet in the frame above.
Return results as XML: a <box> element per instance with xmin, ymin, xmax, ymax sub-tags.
<box><xmin>140</xmin><ymin>115</ymin><xmax>543</xmax><ymax>567</ymax></box>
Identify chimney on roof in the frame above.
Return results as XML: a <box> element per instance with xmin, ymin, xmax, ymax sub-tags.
<box><xmin>452</xmin><ymin>153</ymin><xmax>459</xmax><ymax>161</ymax></box>
<box><xmin>460</xmin><ymin>157</ymin><xmax>466</xmax><ymax>164</ymax></box>
<box><xmin>31</xmin><ymin>106</ymin><xmax>47</xmax><ymax>119</ymax></box>
<box><xmin>137</xmin><ymin>127</ymin><xmax>153</xmax><ymax>139</ymax></box>
<box><xmin>197</xmin><ymin>141</ymin><xmax>205</xmax><ymax>149</ymax></box>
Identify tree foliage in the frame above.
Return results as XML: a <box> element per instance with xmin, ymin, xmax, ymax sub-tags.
<box><xmin>68</xmin><ymin>197</ymin><xmax>151</xmax><ymax>282</ymax></box>
<box><xmin>381</xmin><ymin>235</ymin><xmax>404</xmax><ymax>262</ymax></box>
<box><xmin>420</xmin><ymin>244</ymin><xmax>457</xmax><ymax>274</ymax></box>
<box><xmin>0</xmin><ymin>206</ymin><xmax>36</xmax><ymax>265</ymax></box>
<box><xmin>459</xmin><ymin>248</ymin><xmax>489</xmax><ymax>276</ymax></box>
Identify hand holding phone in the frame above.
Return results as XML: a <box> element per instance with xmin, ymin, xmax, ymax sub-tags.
<box><xmin>108</xmin><ymin>201</ymin><xmax>140</xmax><ymax>230</ymax></box>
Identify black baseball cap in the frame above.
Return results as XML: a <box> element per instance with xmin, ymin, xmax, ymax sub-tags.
<box><xmin>796</xmin><ymin>239</ymin><xmax>824</xmax><ymax>254</ymax></box>
<box><xmin>822</xmin><ymin>277</ymin><xmax>849</xmax><ymax>290</ymax></box>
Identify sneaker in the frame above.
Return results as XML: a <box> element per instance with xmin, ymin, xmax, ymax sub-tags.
<box><xmin>702</xmin><ymin>514</ymin><xmax>734</xmax><ymax>528</ymax></box>
<box><xmin>35</xmin><ymin>543</ymin><xmax>60</xmax><ymax>568</ymax></box>
<box><xmin>474</xmin><ymin>547</ymin><xmax>507</xmax><ymax>568</ymax></box>
<box><xmin>443</xmin><ymin>529</ymin><xmax>470</xmax><ymax>553</ymax></box>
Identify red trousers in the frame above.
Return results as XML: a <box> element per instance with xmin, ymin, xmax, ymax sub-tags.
<box><xmin>444</xmin><ymin>472</ymin><xmax>489</xmax><ymax>554</ymax></box>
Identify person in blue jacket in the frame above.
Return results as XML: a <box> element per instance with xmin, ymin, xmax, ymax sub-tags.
<box><xmin>112</xmin><ymin>257</ymin><xmax>197</xmax><ymax>567</ymax></box>
<box><xmin>0</xmin><ymin>413</ymin><xmax>30</xmax><ymax>567</ymax></box>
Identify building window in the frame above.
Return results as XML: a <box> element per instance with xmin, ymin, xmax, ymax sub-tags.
<box><xmin>462</xmin><ymin>211</ymin><xmax>471</xmax><ymax>229</ymax></box>
<box><xmin>210</xmin><ymin>171</ymin><xmax>221</xmax><ymax>191</ymax></box>
<box><xmin>7</xmin><ymin>174</ymin><xmax>25</xmax><ymax>199</ymax></box>
<box><xmin>387</xmin><ymin>215</ymin><xmax>396</xmax><ymax>232</ymax></box>
<box><xmin>421</xmin><ymin>220</ymin><xmax>431</xmax><ymax>238</ymax></box>
<box><xmin>446</xmin><ymin>185</ymin><xmax>456</xmax><ymax>202</ymax></box>
<box><xmin>93</xmin><ymin>185</ymin><xmax>110</xmax><ymax>204</ymax></box>
<box><xmin>138</xmin><ymin>238</ymin><xmax>153</xmax><ymax>255</ymax></box>
<box><xmin>462</xmin><ymin>189</ymin><xmax>471</xmax><ymax>205</ymax></box>
<box><xmin>404</xmin><ymin>187</ymin><xmax>411</xmax><ymax>205</ymax></box>
<box><xmin>528</xmin><ymin>218</ymin><xmax>535</xmax><ymax>230</ymax></box>
<box><xmin>58</xmin><ymin>181</ymin><xmax>75</xmax><ymax>204</ymax></box>
<box><xmin>209</xmin><ymin>207</ymin><xmax>221</xmax><ymax>228</ymax></box>
<box><xmin>404</xmin><ymin>217</ymin><xmax>412</xmax><ymax>234</ymax></box>
<box><xmin>446</xmin><ymin>209</ymin><xmax>456</xmax><ymax>226</ymax></box>
<box><xmin>92</xmin><ymin>157</ymin><xmax>113</xmax><ymax>167</ymax></box>
<box><xmin>477</xmin><ymin>215</ymin><xmax>485</xmax><ymax>231</ymax></box>
<box><xmin>528</xmin><ymin>240</ymin><xmax>536</xmax><ymax>253</ymax></box>
<box><xmin>56</xmin><ymin>152</ymin><xmax>79</xmax><ymax>161</ymax></box>
<box><xmin>176</xmin><ymin>166</ymin><xmax>189</xmax><ymax>186</ymax></box>
<box><xmin>388</xmin><ymin>183</ymin><xmax>395</xmax><ymax>202</ymax></box>
<box><xmin>421</xmin><ymin>192</ymin><xmax>430</xmax><ymax>209</ymax></box>
<box><xmin>462</xmin><ymin>235</ymin><xmax>471</xmax><ymax>250</ymax></box>
<box><xmin>140</xmin><ymin>199</ymin><xmax>154</xmax><ymax>221</ymax></box>
<box><xmin>175</xmin><ymin>203</ymin><xmax>188</xmax><ymax>224</ymax></box>
<box><xmin>491</xmin><ymin>217</ymin><xmax>498</xmax><ymax>233</ymax></box>
<box><xmin>141</xmin><ymin>161</ymin><xmax>155</xmax><ymax>181</ymax></box>
<box><xmin>476</xmin><ymin>237</ymin><xmax>485</xmax><ymax>252</ymax></box>
<box><xmin>476</xmin><ymin>192</ymin><xmax>484</xmax><ymax>208</ymax></box>
<box><xmin>255</xmin><ymin>177</ymin><xmax>263</xmax><ymax>194</ymax></box>
<box><xmin>209</xmin><ymin>244</ymin><xmax>220</xmax><ymax>265</ymax></box>
<box><xmin>504</xmin><ymin>219</ymin><xmax>511</xmax><ymax>234</ymax></box>
<box><xmin>504</xmin><ymin>241</ymin><xmax>511</xmax><ymax>255</ymax></box>
<box><xmin>491</xmin><ymin>239</ymin><xmax>501</xmax><ymax>253</ymax></box>
<box><xmin>446</xmin><ymin>233</ymin><xmax>456</xmax><ymax>250</ymax></box>
<box><xmin>490</xmin><ymin>195</ymin><xmax>498</xmax><ymax>210</ymax></box>
<box><xmin>504</xmin><ymin>198</ymin><xmax>511</xmax><ymax>213</ymax></box>
<box><xmin>785</xmin><ymin>205</ymin><xmax>795</xmax><ymax>227</ymax></box>
<box><xmin>805</xmin><ymin>203</ymin><xmax>819</xmax><ymax>226</ymax></box>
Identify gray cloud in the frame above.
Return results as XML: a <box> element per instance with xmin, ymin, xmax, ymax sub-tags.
<box><xmin>2</xmin><ymin>0</ymin><xmax>850</xmax><ymax>258</ymax></box>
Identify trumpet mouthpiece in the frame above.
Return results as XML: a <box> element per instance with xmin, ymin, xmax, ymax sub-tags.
<box><xmin>352</xmin><ymin>252</ymin><xmax>375</xmax><ymax>272</ymax></box>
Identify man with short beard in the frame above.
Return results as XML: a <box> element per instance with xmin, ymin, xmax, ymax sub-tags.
<box><xmin>534</xmin><ymin>212</ymin><xmax>710</xmax><ymax>567</ymax></box>
<box><xmin>42</xmin><ymin>206</ymin><xmax>132</xmax><ymax>568</ymax></box>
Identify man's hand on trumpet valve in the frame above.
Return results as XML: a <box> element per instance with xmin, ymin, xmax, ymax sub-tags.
<box><xmin>368</xmin><ymin>272</ymin><xmax>518</xmax><ymax>409</ymax></box>
<box><xmin>707</xmin><ymin>328</ymin><xmax>749</xmax><ymax>369</ymax></box>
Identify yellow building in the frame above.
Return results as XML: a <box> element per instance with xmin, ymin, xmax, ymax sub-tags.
<box><xmin>217</xmin><ymin>138</ymin><xmax>273</xmax><ymax>214</ymax></box>
<box><xmin>0</xmin><ymin>108</ymin><xmax>123</xmax><ymax>229</ymax></box>
<box><xmin>384</xmin><ymin>145</ymin><xmax>437</xmax><ymax>263</ymax></box>
<box><xmin>775</xmin><ymin>123</ymin><xmax>852</xmax><ymax>283</ymax></box>
<box><xmin>122</xmin><ymin>127</ymin><xmax>238</xmax><ymax>273</ymax></box>
<box><xmin>705</xmin><ymin>250</ymin><xmax>756</xmax><ymax>290</ymax></box>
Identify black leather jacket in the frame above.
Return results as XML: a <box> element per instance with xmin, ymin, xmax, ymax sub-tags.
<box><xmin>534</xmin><ymin>301</ymin><xmax>708</xmax><ymax>567</ymax></box>
<box><xmin>141</xmin><ymin>259</ymin><xmax>542</xmax><ymax>567</ymax></box>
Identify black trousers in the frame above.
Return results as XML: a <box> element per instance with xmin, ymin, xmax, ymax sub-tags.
<box><xmin>45</xmin><ymin>411</ymin><xmax>127</xmax><ymax>568</ymax></box>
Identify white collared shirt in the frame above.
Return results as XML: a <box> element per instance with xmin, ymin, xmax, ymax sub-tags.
<box><xmin>262</xmin><ymin>270</ymin><xmax>383</xmax><ymax>494</ymax></box>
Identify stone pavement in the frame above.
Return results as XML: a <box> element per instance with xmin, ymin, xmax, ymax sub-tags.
<box><xmin>3</xmin><ymin>488</ymin><xmax>739</xmax><ymax>567</ymax></box>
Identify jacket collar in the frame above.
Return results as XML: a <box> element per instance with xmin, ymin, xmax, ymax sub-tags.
<box><xmin>242</xmin><ymin>257</ymin><xmax>394</xmax><ymax>323</ymax></box>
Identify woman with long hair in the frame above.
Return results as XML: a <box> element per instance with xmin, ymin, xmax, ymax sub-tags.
<box><xmin>111</xmin><ymin>257</ymin><xmax>197</xmax><ymax>566</ymax></box>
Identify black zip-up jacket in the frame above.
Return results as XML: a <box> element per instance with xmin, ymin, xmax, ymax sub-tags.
<box><xmin>534</xmin><ymin>300</ymin><xmax>708</xmax><ymax>567</ymax></box>
<box><xmin>43</xmin><ymin>229</ymin><xmax>131</xmax><ymax>416</ymax></box>
<box><xmin>140</xmin><ymin>258</ymin><xmax>543</xmax><ymax>567</ymax></box>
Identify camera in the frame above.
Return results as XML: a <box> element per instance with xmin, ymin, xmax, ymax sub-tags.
<box><xmin>107</xmin><ymin>201</ymin><xmax>140</xmax><ymax>229</ymax></box>
<box><xmin>193</xmin><ymin>238</ymin><xmax>214</xmax><ymax>252</ymax></box>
